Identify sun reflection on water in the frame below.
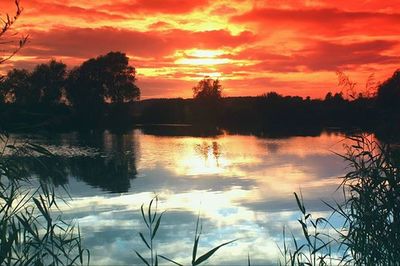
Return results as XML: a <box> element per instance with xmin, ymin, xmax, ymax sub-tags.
<box><xmin>38</xmin><ymin>130</ymin><xmax>351</xmax><ymax>265</ymax></box>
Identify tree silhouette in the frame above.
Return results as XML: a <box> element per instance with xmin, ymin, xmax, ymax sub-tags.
<box><xmin>30</xmin><ymin>60</ymin><xmax>67</xmax><ymax>106</ymax></box>
<box><xmin>192</xmin><ymin>77</ymin><xmax>223</xmax><ymax>124</ymax></box>
<box><xmin>377</xmin><ymin>69</ymin><xmax>400</xmax><ymax>111</ymax></box>
<box><xmin>66</xmin><ymin>51</ymin><xmax>140</xmax><ymax>124</ymax></box>
<box><xmin>324</xmin><ymin>91</ymin><xmax>345</xmax><ymax>103</ymax></box>
<box><xmin>0</xmin><ymin>0</ymin><xmax>27</xmax><ymax>107</ymax></box>
<box><xmin>0</xmin><ymin>69</ymin><xmax>38</xmax><ymax>105</ymax></box>
<box><xmin>193</xmin><ymin>77</ymin><xmax>222</xmax><ymax>101</ymax></box>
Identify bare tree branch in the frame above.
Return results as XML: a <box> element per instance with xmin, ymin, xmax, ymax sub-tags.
<box><xmin>0</xmin><ymin>0</ymin><xmax>27</xmax><ymax>64</ymax></box>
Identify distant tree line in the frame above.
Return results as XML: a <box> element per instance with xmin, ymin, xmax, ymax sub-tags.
<box><xmin>1</xmin><ymin>50</ymin><xmax>400</xmax><ymax>135</ymax></box>
<box><xmin>0</xmin><ymin>51</ymin><xmax>140</xmax><ymax>128</ymax></box>
<box><xmin>139</xmin><ymin>70</ymin><xmax>400</xmax><ymax>139</ymax></box>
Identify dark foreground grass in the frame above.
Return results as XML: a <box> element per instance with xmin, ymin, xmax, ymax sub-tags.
<box><xmin>280</xmin><ymin>135</ymin><xmax>400</xmax><ymax>265</ymax></box>
<box><xmin>0</xmin><ymin>132</ymin><xmax>89</xmax><ymax>265</ymax></box>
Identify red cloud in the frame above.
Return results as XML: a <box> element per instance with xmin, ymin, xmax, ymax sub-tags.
<box><xmin>298</xmin><ymin>40</ymin><xmax>399</xmax><ymax>71</ymax></box>
<box><xmin>23</xmin><ymin>0</ymin><xmax>127</xmax><ymax>21</ymax></box>
<box><xmin>220</xmin><ymin>40</ymin><xmax>399</xmax><ymax>74</ymax></box>
<box><xmin>19</xmin><ymin>26</ymin><xmax>256</xmax><ymax>60</ymax></box>
<box><xmin>231</xmin><ymin>8</ymin><xmax>400</xmax><ymax>36</ymax></box>
<box><xmin>98</xmin><ymin>0</ymin><xmax>210</xmax><ymax>14</ymax></box>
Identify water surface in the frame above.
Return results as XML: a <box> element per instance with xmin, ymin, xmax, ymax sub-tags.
<box><xmin>12</xmin><ymin>128</ymin><xmax>351</xmax><ymax>265</ymax></box>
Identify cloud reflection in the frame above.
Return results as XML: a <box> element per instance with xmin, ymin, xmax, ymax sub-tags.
<box><xmin>17</xmin><ymin>129</ymin><xmax>351</xmax><ymax>265</ymax></box>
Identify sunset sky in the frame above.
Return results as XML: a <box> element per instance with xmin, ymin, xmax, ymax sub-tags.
<box><xmin>1</xmin><ymin>0</ymin><xmax>400</xmax><ymax>99</ymax></box>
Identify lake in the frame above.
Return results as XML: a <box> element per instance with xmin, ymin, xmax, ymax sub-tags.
<box><xmin>10</xmin><ymin>127</ymin><xmax>352</xmax><ymax>265</ymax></box>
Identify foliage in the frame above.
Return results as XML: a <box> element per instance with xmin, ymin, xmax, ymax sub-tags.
<box><xmin>31</xmin><ymin>60</ymin><xmax>67</xmax><ymax>106</ymax></box>
<box><xmin>0</xmin><ymin>133</ymin><xmax>90</xmax><ymax>265</ymax></box>
<box><xmin>136</xmin><ymin>196</ymin><xmax>237</xmax><ymax>266</ymax></box>
<box><xmin>0</xmin><ymin>0</ymin><xmax>28</xmax><ymax>64</ymax></box>
<box><xmin>0</xmin><ymin>69</ymin><xmax>34</xmax><ymax>105</ymax></box>
<box><xmin>0</xmin><ymin>60</ymin><xmax>67</xmax><ymax>106</ymax></box>
<box><xmin>376</xmin><ymin>69</ymin><xmax>400</xmax><ymax>111</ymax></box>
<box><xmin>335</xmin><ymin>135</ymin><xmax>400</xmax><ymax>264</ymax></box>
<box><xmin>66</xmin><ymin>51</ymin><xmax>139</xmax><ymax>108</ymax></box>
<box><xmin>336</xmin><ymin>71</ymin><xmax>358</xmax><ymax>100</ymax></box>
<box><xmin>279</xmin><ymin>192</ymin><xmax>340</xmax><ymax>266</ymax></box>
<box><xmin>65</xmin><ymin>51</ymin><xmax>140</xmax><ymax>125</ymax></box>
<box><xmin>324</xmin><ymin>92</ymin><xmax>344</xmax><ymax>103</ymax></box>
<box><xmin>135</xmin><ymin>196</ymin><xmax>165</xmax><ymax>266</ymax></box>
<box><xmin>280</xmin><ymin>135</ymin><xmax>400</xmax><ymax>265</ymax></box>
<box><xmin>191</xmin><ymin>78</ymin><xmax>223</xmax><ymax>124</ymax></box>
<box><xmin>192</xmin><ymin>78</ymin><xmax>222</xmax><ymax>101</ymax></box>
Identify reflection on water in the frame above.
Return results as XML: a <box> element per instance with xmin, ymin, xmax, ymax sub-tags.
<box><xmin>11</xmin><ymin>128</ymin><xmax>352</xmax><ymax>265</ymax></box>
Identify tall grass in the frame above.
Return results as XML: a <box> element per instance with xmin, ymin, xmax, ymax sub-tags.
<box><xmin>135</xmin><ymin>196</ymin><xmax>237</xmax><ymax>266</ymax></box>
<box><xmin>336</xmin><ymin>135</ymin><xmax>400</xmax><ymax>264</ymax></box>
<box><xmin>279</xmin><ymin>192</ymin><xmax>339</xmax><ymax>266</ymax></box>
<box><xmin>0</xmin><ymin>132</ymin><xmax>89</xmax><ymax>265</ymax></box>
<box><xmin>280</xmin><ymin>134</ymin><xmax>400</xmax><ymax>265</ymax></box>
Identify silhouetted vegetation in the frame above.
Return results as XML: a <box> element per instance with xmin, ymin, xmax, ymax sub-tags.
<box><xmin>66</xmin><ymin>52</ymin><xmax>139</xmax><ymax>127</ymax></box>
<box><xmin>0</xmin><ymin>0</ymin><xmax>27</xmax><ymax>64</ymax></box>
<box><xmin>191</xmin><ymin>77</ymin><xmax>223</xmax><ymax>125</ymax></box>
<box><xmin>377</xmin><ymin>70</ymin><xmax>400</xmax><ymax>114</ymax></box>
<box><xmin>1</xmin><ymin>51</ymin><xmax>399</xmax><ymax>136</ymax></box>
<box><xmin>136</xmin><ymin>70</ymin><xmax>398</xmax><ymax>136</ymax></box>
<box><xmin>0</xmin><ymin>2</ymin><xmax>89</xmax><ymax>265</ymax></box>
<box><xmin>135</xmin><ymin>196</ymin><xmax>237</xmax><ymax>266</ymax></box>
<box><xmin>280</xmin><ymin>135</ymin><xmax>400</xmax><ymax>265</ymax></box>
<box><xmin>1</xmin><ymin>52</ymin><xmax>140</xmax><ymax>129</ymax></box>
<box><xmin>0</xmin><ymin>133</ymin><xmax>90</xmax><ymax>265</ymax></box>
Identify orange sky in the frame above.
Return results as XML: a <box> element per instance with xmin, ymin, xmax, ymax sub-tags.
<box><xmin>1</xmin><ymin>0</ymin><xmax>400</xmax><ymax>99</ymax></box>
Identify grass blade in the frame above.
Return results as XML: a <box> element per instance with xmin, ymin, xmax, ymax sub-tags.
<box><xmin>135</xmin><ymin>250</ymin><xmax>150</xmax><ymax>266</ymax></box>
<box><xmin>158</xmin><ymin>255</ymin><xmax>184</xmax><ymax>266</ymax></box>
<box><xmin>193</xmin><ymin>239</ymin><xmax>237</xmax><ymax>266</ymax></box>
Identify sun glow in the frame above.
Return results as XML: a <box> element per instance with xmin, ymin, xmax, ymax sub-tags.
<box><xmin>185</xmin><ymin>49</ymin><xmax>225</xmax><ymax>58</ymax></box>
<box><xmin>174</xmin><ymin>48</ymin><xmax>230</xmax><ymax>66</ymax></box>
<box><xmin>175</xmin><ymin>58</ymin><xmax>230</xmax><ymax>65</ymax></box>
<box><xmin>196</xmin><ymin>72</ymin><xmax>222</xmax><ymax>78</ymax></box>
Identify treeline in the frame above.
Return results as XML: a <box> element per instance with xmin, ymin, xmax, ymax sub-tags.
<box><xmin>138</xmin><ymin>70</ymin><xmax>400</xmax><ymax>139</ymax></box>
<box><xmin>0</xmin><ymin>51</ymin><xmax>140</xmax><ymax>128</ymax></box>
<box><xmin>138</xmin><ymin>94</ymin><xmax>375</xmax><ymax>130</ymax></box>
<box><xmin>1</xmin><ymin>50</ymin><xmax>399</xmax><ymax>135</ymax></box>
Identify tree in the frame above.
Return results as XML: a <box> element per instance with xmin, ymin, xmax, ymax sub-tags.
<box><xmin>30</xmin><ymin>60</ymin><xmax>67</xmax><ymax>106</ymax></box>
<box><xmin>191</xmin><ymin>77</ymin><xmax>223</xmax><ymax>124</ymax></box>
<box><xmin>0</xmin><ymin>0</ymin><xmax>27</xmax><ymax>105</ymax></box>
<box><xmin>66</xmin><ymin>51</ymin><xmax>140</xmax><ymax>125</ymax></box>
<box><xmin>193</xmin><ymin>77</ymin><xmax>222</xmax><ymax>101</ymax></box>
<box><xmin>324</xmin><ymin>91</ymin><xmax>344</xmax><ymax>103</ymax></box>
<box><xmin>377</xmin><ymin>69</ymin><xmax>400</xmax><ymax>111</ymax></box>
<box><xmin>0</xmin><ymin>68</ymin><xmax>39</xmax><ymax>105</ymax></box>
<box><xmin>66</xmin><ymin>51</ymin><xmax>139</xmax><ymax>107</ymax></box>
<box><xmin>67</xmin><ymin>51</ymin><xmax>139</xmax><ymax>106</ymax></box>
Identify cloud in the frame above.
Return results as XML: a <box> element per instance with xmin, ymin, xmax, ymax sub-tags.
<box><xmin>20</xmin><ymin>26</ymin><xmax>256</xmax><ymax>60</ymax></box>
<box><xmin>3</xmin><ymin>0</ymin><xmax>400</xmax><ymax>98</ymax></box>
<box><xmin>296</xmin><ymin>40</ymin><xmax>399</xmax><ymax>71</ymax></box>
<box><xmin>98</xmin><ymin>0</ymin><xmax>210</xmax><ymax>14</ymax></box>
<box><xmin>22</xmin><ymin>0</ymin><xmax>128</xmax><ymax>22</ymax></box>
<box><xmin>231</xmin><ymin>8</ymin><xmax>400</xmax><ymax>36</ymax></box>
<box><xmin>220</xmin><ymin>40</ymin><xmax>399</xmax><ymax>74</ymax></box>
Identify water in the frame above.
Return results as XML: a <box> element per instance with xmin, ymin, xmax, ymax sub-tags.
<box><xmin>10</xmin><ymin>127</ymin><xmax>351</xmax><ymax>265</ymax></box>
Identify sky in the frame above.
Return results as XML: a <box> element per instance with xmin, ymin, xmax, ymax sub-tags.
<box><xmin>1</xmin><ymin>0</ymin><xmax>400</xmax><ymax>99</ymax></box>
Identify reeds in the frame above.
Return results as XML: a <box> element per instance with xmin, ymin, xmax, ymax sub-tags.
<box><xmin>280</xmin><ymin>134</ymin><xmax>400</xmax><ymax>265</ymax></box>
<box><xmin>336</xmin><ymin>135</ymin><xmax>400</xmax><ymax>265</ymax></box>
<box><xmin>135</xmin><ymin>196</ymin><xmax>237</xmax><ymax>266</ymax></box>
<box><xmin>0</xmin><ymin>132</ymin><xmax>89</xmax><ymax>265</ymax></box>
